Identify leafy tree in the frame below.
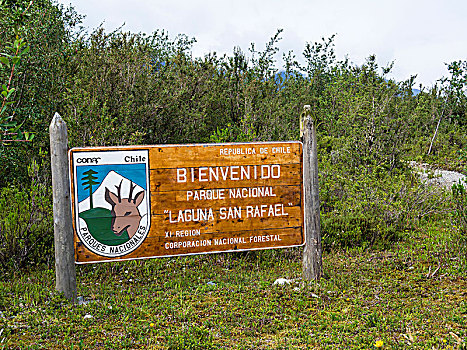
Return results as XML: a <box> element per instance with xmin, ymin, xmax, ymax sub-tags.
<box><xmin>0</xmin><ymin>35</ymin><xmax>32</xmax><ymax>146</ymax></box>
<box><xmin>428</xmin><ymin>60</ymin><xmax>467</xmax><ymax>155</ymax></box>
<box><xmin>0</xmin><ymin>0</ymin><xmax>81</xmax><ymax>186</ymax></box>
<box><xmin>0</xmin><ymin>0</ymin><xmax>34</xmax><ymax>151</ymax></box>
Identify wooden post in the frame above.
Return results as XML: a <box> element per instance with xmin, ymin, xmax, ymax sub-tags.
<box><xmin>50</xmin><ymin>113</ymin><xmax>77</xmax><ymax>302</ymax></box>
<box><xmin>301</xmin><ymin>105</ymin><xmax>323</xmax><ymax>281</ymax></box>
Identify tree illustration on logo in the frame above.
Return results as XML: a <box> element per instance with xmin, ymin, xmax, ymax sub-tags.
<box><xmin>81</xmin><ymin>169</ymin><xmax>99</xmax><ymax>209</ymax></box>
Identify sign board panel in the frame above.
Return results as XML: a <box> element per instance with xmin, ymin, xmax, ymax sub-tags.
<box><xmin>69</xmin><ymin>142</ymin><xmax>304</xmax><ymax>263</ymax></box>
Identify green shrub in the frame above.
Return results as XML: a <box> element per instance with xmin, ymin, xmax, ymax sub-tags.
<box><xmin>452</xmin><ymin>179</ymin><xmax>467</xmax><ymax>239</ymax></box>
<box><xmin>320</xmin><ymin>161</ymin><xmax>449</xmax><ymax>248</ymax></box>
<box><xmin>0</xmin><ymin>180</ymin><xmax>53</xmax><ymax>272</ymax></box>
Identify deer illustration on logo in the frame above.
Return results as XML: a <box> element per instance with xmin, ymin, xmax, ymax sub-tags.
<box><xmin>104</xmin><ymin>180</ymin><xmax>145</xmax><ymax>239</ymax></box>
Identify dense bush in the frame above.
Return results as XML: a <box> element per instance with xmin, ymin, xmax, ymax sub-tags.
<box><xmin>320</xmin><ymin>165</ymin><xmax>450</xmax><ymax>248</ymax></box>
<box><xmin>0</xmin><ymin>174</ymin><xmax>53</xmax><ymax>271</ymax></box>
<box><xmin>0</xmin><ymin>0</ymin><xmax>82</xmax><ymax>186</ymax></box>
<box><xmin>452</xmin><ymin>179</ymin><xmax>467</xmax><ymax>238</ymax></box>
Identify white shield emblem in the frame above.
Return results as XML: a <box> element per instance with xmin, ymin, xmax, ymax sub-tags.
<box><xmin>72</xmin><ymin>150</ymin><xmax>150</xmax><ymax>257</ymax></box>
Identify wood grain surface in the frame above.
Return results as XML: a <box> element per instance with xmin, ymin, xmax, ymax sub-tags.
<box><xmin>69</xmin><ymin>142</ymin><xmax>304</xmax><ymax>264</ymax></box>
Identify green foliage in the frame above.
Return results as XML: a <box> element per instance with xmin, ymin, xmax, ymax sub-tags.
<box><xmin>443</xmin><ymin>60</ymin><xmax>467</xmax><ymax>125</ymax></box>
<box><xmin>320</xmin><ymin>164</ymin><xmax>449</xmax><ymax>248</ymax></box>
<box><xmin>307</xmin><ymin>54</ymin><xmax>454</xmax><ymax>247</ymax></box>
<box><xmin>166</xmin><ymin>324</ymin><xmax>215</xmax><ymax>350</ymax></box>
<box><xmin>0</xmin><ymin>172</ymin><xmax>53</xmax><ymax>272</ymax></box>
<box><xmin>62</xmin><ymin>28</ymin><xmax>225</xmax><ymax>147</ymax></box>
<box><xmin>209</xmin><ymin>114</ymin><xmax>258</xmax><ymax>143</ymax></box>
<box><xmin>1</xmin><ymin>0</ymin><xmax>467</xmax><ymax>262</ymax></box>
<box><xmin>0</xmin><ymin>5</ymin><xmax>34</xmax><ymax>148</ymax></box>
<box><xmin>452</xmin><ymin>179</ymin><xmax>467</xmax><ymax>239</ymax></box>
<box><xmin>0</xmin><ymin>0</ymin><xmax>82</xmax><ymax>186</ymax></box>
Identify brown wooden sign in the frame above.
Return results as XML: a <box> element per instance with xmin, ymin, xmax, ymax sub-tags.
<box><xmin>69</xmin><ymin>142</ymin><xmax>304</xmax><ymax>263</ymax></box>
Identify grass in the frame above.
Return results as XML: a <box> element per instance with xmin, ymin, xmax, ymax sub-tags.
<box><xmin>0</xmin><ymin>220</ymin><xmax>466</xmax><ymax>349</ymax></box>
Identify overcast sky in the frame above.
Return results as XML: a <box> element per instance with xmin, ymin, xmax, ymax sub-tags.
<box><xmin>56</xmin><ymin>0</ymin><xmax>467</xmax><ymax>88</ymax></box>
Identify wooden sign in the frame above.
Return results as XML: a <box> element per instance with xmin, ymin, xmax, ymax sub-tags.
<box><xmin>69</xmin><ymin>142</ymin><xmax>304</xmax><ymax>263</ymax></box>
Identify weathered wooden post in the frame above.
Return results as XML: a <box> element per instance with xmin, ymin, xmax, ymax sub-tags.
<box><xmin>50</xmin><ymin>113</ymin><xmax>77</xmax><ymax>302</ymax></box>
<box><xmin>301</xmin><ymin>105</ymin><xmax>323</xmax><ymax>281</ymax></box>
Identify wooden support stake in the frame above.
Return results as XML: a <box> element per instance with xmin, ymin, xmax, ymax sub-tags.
<box><xmin>301</xmin><ymin>105</ymin><xmax>323</xmax><ymax>281</ymax></box>
<box><xmin>50</xmin><ymin>113</ymin><xmax>77</xmax><ymax>302</ymax></box>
